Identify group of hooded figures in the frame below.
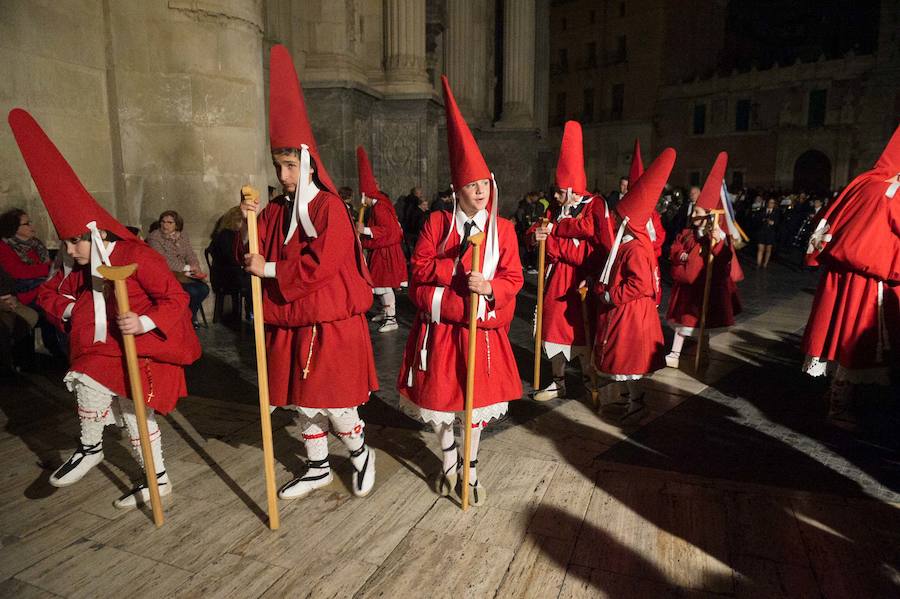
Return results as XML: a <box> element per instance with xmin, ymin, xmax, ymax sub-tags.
<box><xmin>6</xmin><ymin>44</ymin><xmax>898</xmax><ymax>510</ymax></box>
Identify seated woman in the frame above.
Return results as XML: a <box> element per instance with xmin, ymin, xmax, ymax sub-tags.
<box><xmin>146</xmin><ymin>210</ymin><xmax>209</xmax><ymax>326</ymax></box>
<box><xmin>0</xmin><ymin>208</ymin><xmax>64</xmax><ymax>357</ymax></box>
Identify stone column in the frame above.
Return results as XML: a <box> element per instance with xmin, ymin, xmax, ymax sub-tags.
<box><xmin>444</xmin><ymin>1</ymin><xmax>473</xmax><ymax>114</ymax></box>
<box><xmin>383</xmin><ymin>0</ymin><xmax>431</xmax><ymax>96</ymax></box>
<box><xmin>496</xmin><ymin>0</ymin><xmax>535</xmax><ymax>128</ymax></box>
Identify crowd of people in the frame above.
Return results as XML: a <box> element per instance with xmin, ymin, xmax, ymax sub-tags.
<box><xmin>2</xmin><ymin>42</ymin><xmax>896</xmax><ymax>516</ymax></box>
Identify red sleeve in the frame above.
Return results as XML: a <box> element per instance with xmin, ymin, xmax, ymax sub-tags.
<box><xmin>362</xmin><ymin>201</ymin><xmax>403</xmax><ymax>249</ymax></box>
<box><xmin>606</xmin><ymin>245</ymin><xmax>656</xmax><ymax>306</ymax></box>
<box><xmin>273</xmin><ymin>195</ymin><xmax>356</xmax><ymax>302</ymax></box>
<box><xmin>410</xmin><ymin>211</ymin><xmax>456</xmax><ymax>289</ymax></box>
<box><xmin>36</xmin><ymin>269</ymin><xmax>83</xmax><ymax>331</ymax></box>
<box><xmin>0</xmin><ymin>243</ymin><xmax>50</xmax><ymax>279</ymax></box>
<box><xmin>553</xmin><ymin>212</ymin><xmax>594</xmax><ymax>241</ymax></box>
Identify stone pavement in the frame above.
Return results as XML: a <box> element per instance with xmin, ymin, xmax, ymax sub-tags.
<box><xmin>1</xmin><ymin>253</ymin><xmax>898</xmax><ymax>598</ymax></box>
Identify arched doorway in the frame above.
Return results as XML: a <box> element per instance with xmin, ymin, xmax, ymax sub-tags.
<box><xmin>793</xmin><ymin>150</ymin><xmax>832</xmax><ymax>194</ymax></box>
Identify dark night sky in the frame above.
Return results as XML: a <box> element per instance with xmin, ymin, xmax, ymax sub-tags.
<box><xmin>723</xmin><ymin>0</ymin><xmax>881</xmax><ymax>70</ymax></box>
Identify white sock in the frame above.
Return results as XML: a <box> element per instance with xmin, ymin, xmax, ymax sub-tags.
<box><xmin>74</xmin><ymin>383</ymin><xmax>115</xmax><ymax>447</ymax></box>
<box><xmin>329</xmin><ymin>408</ymin><xmax>368</xmax><ymax>470</ymax></box>
<box><xmin>300</xmin><ymin>422</ymin><xmax>330</xmax><ymax>468</ymax></box>
<box><xmin>464</xmin><ymin>424</ymin><xmax>483</xmax><ymax>482</ymax></box>
<box><xmin>435</xmin><ymin>423</ymin><xmax>457</xmax><ymax>473</ymax></box>
<box><xmin>118</xmin><ymin>397</ymin><xmax>165</xmax><ymax>476</ymax></box>
<box><xmin>670</xmin><ymin>332</ymin><xmax>685</xmax><ymax>356</ymax></box>
<box><xmin>381</xmin><ymin>290</ymin><xmax>396</xmax><ymax>318</ymax></box>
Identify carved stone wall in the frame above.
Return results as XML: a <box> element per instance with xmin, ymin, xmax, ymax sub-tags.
<box><xmin>0</xmin><ymin>0</ymin><xmax>269</xmax><ymax>248</ymax></box>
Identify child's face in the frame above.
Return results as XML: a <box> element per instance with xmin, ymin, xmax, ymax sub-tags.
<box><xmin>272</xmin><ymin>152</ymin><xmax>306</xmax><ymax>195</ymax></box>
<box><xmin>457</xmin><ymin>179</ymin><xmax>490</xmax><ymax>216</ymax></box>
<box><xmin>65</xmin><ymin>238</ymin><xmax>92</xmax><ymax>265</ymax></box>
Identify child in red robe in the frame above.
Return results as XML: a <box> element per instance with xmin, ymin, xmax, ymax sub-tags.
<box><xmin>531</xmin><ymin>121</ymin><xmax>593</xmax><ymax>401</ymax></box>
<box><xmin>665</xmin><ymin>152</ymin><xmax>743</xmax><ymax>368</ymax></box>
<box><xmin>356</xmin><ymin>146</ymin><xmax>408</xmax><ymax>333</ymax></box>
<box><xmin>9</xmin><ymin>108</ymin><xmax>201</xmax><ymax>508</ymax></box>
<box><xmin>397</xmin><ymin>76</ymin><xmax>523</xmax><ymax>506</ymax></box>
<box><xmin>802</xmin><ymin>125</ymin><xmax>900</xmax><ymax>424</ymax></box>
<box><xmin>593</xmin><ymin>148</ymin><xmax>676</xmax><ymax>419</ymax></box>
<box><xmin>239</xmin><ymin>46</ymin><xmax>378</xmax><ymax>500</ymax></box>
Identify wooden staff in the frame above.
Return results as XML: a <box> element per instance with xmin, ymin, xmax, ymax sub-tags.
<box><xmin>243</xmin><ymin>185</ymin><xmax>280</xmax><ymax>530</ymax></box>
<box><xmin>532</xmin><ymin>218</ymin><xmax>549</xmax><ymax>390</ymax></box>
<box><xmin>357</xmin><ymin>197</ymin><xmax>367</xmax><ymax>227</ymax></box>
<box><xmin>97</xmin><ymin>264</ymin><xmax>164</xmax><ymax>527</ymax></box>
<box><xmin>694</xmin><ymin>215</ymin><xmax>718</xmax><ymax>371</ymax></box>
<box><xmin>462</xmin><ymin>231</ymin><xmax>486</xmax><ymax>511</ymax></box>
<box><xmin>577</xmin><ymin>285</ymin><xmax>599</xmax><ymax>408</ymax></box>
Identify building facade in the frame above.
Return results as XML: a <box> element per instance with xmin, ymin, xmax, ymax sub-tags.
<box><xmin>549</xmin><ymin>0</ymin><xmax>899</xmax><ymax>195</ymax></box>
<box><xmin>0</xmin><ymin>0</ymin><xmax>551</xmax><ymax>248</ymax></box>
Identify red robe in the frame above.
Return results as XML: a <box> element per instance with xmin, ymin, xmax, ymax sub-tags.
<box><xmin>666</xmin><ymin>229</ymin><xmax>742</xmax><ymax>332</ymax></box>
<box><xmin>247</xmin><ymin>191</ymin><xmax>378</xmax><ymax>408</ymax></box>
<box><xmin>398</xmin><ymin>211</ymin><xmax>523</xmax><ymax>411</ymax></box>
<box><xmin>593</xmin><ymin>238</ymin><xmax>665</xmax><ymax>376</ymax></box>
<box><xmin>541</xmin><ymin>225</ymin><xmax>592</xmax><ymax>348</ymax></box>
<box><xmin>361</xmin><ymin>199</ymin><xmax>407</xmax><ymax>288</ymax></box>
<box><xmin>802</xmin><ymin>174</ymin><xmax>900</xmax><ymax>375</ymax></box>
<box><xmin>36</xmin><ymin>241</ymin><xmax>200</xmax><ymax>414</ymax></box>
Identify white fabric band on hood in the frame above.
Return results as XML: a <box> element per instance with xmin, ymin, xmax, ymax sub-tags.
<box><xmin>599</xmin><ymin>216</ymin><xmax>629</xmax><ymax>286</ymax></box>
<box><xmin>283</xmin><ymin>144</ymin><xmax>319</xmax><ymax>244</ymax></box>
<box><xmin>87</xmin><ymin>221</ymin><xmax>114</xmax><ymax>343</ymax></box>
<box><xmin>886</xmin><ymin>175</ymin><xmax>900</xmax><ymax>199</ymax></box>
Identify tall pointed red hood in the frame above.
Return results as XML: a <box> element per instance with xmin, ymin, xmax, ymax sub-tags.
<box><xmin>269</xmin><ymin>44</ymin><xmax>336</xmax><ymax>194</ymax></box>
<box><xmin>628</xmin><ymin>138</ymin><xmax>644</xmax><ymax>183</ymax></box>
<box><xmin>8</xmin><ymin>108</ymin><xmax>136</xmax><ymax>241</ymax></box>
<box><xmin>441</xmin><ymin>75</ymin><xmax>491</xmax><ymax>191</ymax></box>
<box><xmin>555</xmin><ymin>121</ymin><xmax>587</xmax><ymax>196</ymax></box>
<box><xmin>873</xmin><ymin>123</ymin><xmax>900</xmax><ymax>175</ymax></box>
<box><xmin>356</xmin><ymin>146</ymin><xmax>387</xmax><ymax>201</ymax></box>
<box><xmin>696</xmin><ymin>152</ymin><xmax>728</xmax><ymax>211</ymax></box>
<box><xmin>615</xmin><ymin>148</ymin><xmax>676</xmax><ymax>234</ymax></box>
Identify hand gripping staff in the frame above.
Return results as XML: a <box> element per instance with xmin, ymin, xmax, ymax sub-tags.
<box><xmin>532</xmin><ymin>218</ymin><xmax>550</xmax><ymax>390</ymax></box>
<box><xmin>97</xmin><ymin>264</ymin><xmax>165</xmax><ymax>527</ymax></box>
<box><xmin>462</xmin><ymin>231</ymin><xmax>486</xmax><ymax>511</ymax></box>
<box><xmin>242</xmin><ymin>185</ymin><xmax>280</xmax><ymax>530</ymax></box>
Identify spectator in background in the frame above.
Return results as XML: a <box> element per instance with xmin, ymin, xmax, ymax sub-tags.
<box><xmin>0</xmin><ymin>264</ymin><xmax>39</xmax><ymax>376</ymax></box>
<box><xmin>338</xmin><ymin>186</ymin><xmax>356</xmax><ymax>220</ymax></box>
<box><xmin>429</xmin><ymin>189</ymin><xmax>453</xmax><ymax>213</ymax></box>
<box><xmin>606</xmin><ymin>176</ymin><xmax>629</xmax><ymax>211</ymax></box>
<box><xmin>515</xmin><ymin>192</ymin><xmax>543</xmax><ymax>273</ymax></box>
<box><xmin>0</xmin><ymin>209</ymin><xmax>51</xmax><ymax>306</ymax></box>
<box><xmin>754</xmin><ymin>197</ymin><xmax>779</xmax><ymax>268</ymax></box>
<box><xmin>405</xmin><ymin>195</ymin><xmax>430</xmax><ymax>253</ymax></box>
<box><xmin>207</xmin><ymin>206</ymin><xmax>251</xmax><ymax>319</ymax></box>
<box><xmin>147</xmin><ymin>210</ymin><xmax>209</xmax><ymax>326</ymax></box>
<box><xmin>396</xmin><ymin>186</ymin><xmax>423</xmax><ymax>231</ymax></box>
<box><xmin>0</xmin><ymin>208</ymin><xmax>64</xmax><ymax>358</ymax></box>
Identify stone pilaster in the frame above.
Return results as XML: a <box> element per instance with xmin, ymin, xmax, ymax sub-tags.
<box><xmin>383</xmin><ymin>0</ymin><xmax>431</xmax><ymax>96</ymax></box>
<box><xmin>496</xmin><ymin>0</ymin><xmax>536</xmax><ymax>129</ymax></box>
